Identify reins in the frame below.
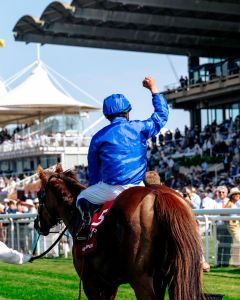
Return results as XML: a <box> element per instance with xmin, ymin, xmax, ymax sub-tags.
<box><xmin>30</xmin><ymin>223</ymin><xmax>70</xmax><ymax>262</ymax></box>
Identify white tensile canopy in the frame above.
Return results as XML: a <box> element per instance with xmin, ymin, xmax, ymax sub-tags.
<box><xmin>0</xmin><ymin>62</ymin><xmax>100</xmax><ymax>126</ymax></box>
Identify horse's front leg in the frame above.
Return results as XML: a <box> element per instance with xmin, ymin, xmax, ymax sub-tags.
<box><xmin>72</xmin><ymin>245</ymin><xmax>118</xmax><ymax>300</ymax></box>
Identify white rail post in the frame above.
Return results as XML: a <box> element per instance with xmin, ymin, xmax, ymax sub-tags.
<box><xmin>10</xmin><ymin>218</ymin><xmax>14</xmax><ymax>249</ymax></box>
<box><xmin>213</xmin><ymin>222</ymin><xmax>218</xmax><ymax>266</ymax></box>
<box><xmin>204</xmin><ymin>214</ymin><xmax>209</xmax><ymax>262</ymax></box>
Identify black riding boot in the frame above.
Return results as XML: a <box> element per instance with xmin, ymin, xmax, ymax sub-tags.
<box><xmin>76</xmin><ymin>198</ymin><xmax>91</xmax><ymax>241</ymax></box>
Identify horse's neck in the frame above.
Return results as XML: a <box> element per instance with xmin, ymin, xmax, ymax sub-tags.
<box><xmin>60</xmin><ymin>205</ymin><xmax>80</xmax><ymax>237</ymax></box>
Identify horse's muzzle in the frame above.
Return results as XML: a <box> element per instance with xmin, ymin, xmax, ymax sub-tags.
<box><xmin>34</xmin><ymin>216</ymin><xmax>48</xmax><ymax>235</ymax></box>
<box><xmin>34</xmin><ymin>216</ymin><xmax>40</xmax><ymax>232</ymax></box>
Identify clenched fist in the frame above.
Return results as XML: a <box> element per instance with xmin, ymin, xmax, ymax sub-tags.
<box><xmin>142</xmin><ymin>76</ymin><xmax>159</xmax><ymax>94</ymax></box>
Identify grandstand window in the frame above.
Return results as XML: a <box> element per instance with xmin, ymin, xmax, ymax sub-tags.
<box><xmin>232</xmin><ymin>103</ymin><xmax>240</xmax><ymax>120</ymax></box>
<box><xmin>216</xmin><ymin>109</ymin><xmax>223</xmax><ymax>125</ymax></box>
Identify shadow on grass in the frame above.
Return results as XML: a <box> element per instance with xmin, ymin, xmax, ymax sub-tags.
<box><xmin>210</xmin><ymin>267</ymin><xmax>240</xmax><ymax>275</ymax></box>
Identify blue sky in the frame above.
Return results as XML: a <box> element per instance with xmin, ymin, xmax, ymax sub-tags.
<box><xmin>0</xmin><ymin>0</ymin><xmax>190</xmax><ymax>133</ymax></box>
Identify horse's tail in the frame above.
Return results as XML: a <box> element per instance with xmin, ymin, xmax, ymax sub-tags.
<box><xmin>154</xmin><ymin>188</ymin><xmax>205</xmax><ymax>300</ymax></box>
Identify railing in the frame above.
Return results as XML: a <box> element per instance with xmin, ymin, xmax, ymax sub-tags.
<box><xmin>0</xmin><ymin>213</ymin><xmax>71</xmax><ymax>258</ymax></box>
<box><xmin>193</xmin><ymin>208</ymin><xmax>240</xmax><ymax>266</ymax></box>
<box><xmin>1</xmin><ymin>209</ymin><xmax>239</xmax><ymax>264</ymax></box>
<box><xmin>163</xmin><ymin>71</ymin><xmax>240</xmax><ymax>94</ymax></box>
<box><xmin>0</xmin><ymin>135</ymin><xmax>91</xmax><ymax>161</ymax></box>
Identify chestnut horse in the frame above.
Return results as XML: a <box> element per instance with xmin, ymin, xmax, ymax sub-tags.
<box><xmin>36</xmin><ymin>165</ymin><xmax>205</xmax><ymax>300</ymax></box>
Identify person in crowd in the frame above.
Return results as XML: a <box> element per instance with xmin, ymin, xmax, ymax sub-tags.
<box><xmin>166</xmin><ymin>156</ymin><xmax>174</xmax><ymax>170</ymax></box>
<box><xmin>144</xmin><ymin>171</ymin><xmax>161</xmax><ymax>186</ymax></box>
<box><xmin>179</xmin><ymin>76</ymin><xmax>185</xmax><ymax>89</ymax></box>
<box><xmin>201</xmin><ymin>160</ymin><xmax>208</xmax><ymax>176</ymax></box>
<box><xmin>5</xmin><ymin>200</ymin><xmax>17</xmax><ymax>214</ymax></box>
<box><xmin>158</xmin><ymin>131</ymin><xmax>164</xmax><ymax>146</ymax></box>
<box><xmin>0</xmin><ymin>176</ymin><xmax>6</xmax><ymax>190</ymax></box>
<box><xmin>21</xmin><ymin>199</ymin><xmax>37</xmax><ymax>251</ymax></box>
<box><xmin>16</xmin><ymin>200</ymin><xmax>25</xmax><ymax>214</ymax></box>
<box><xmin>181</xmin><ymin>189</ymin><xmax>210</xmax><ymax>272</ymax></box>
<box><xmin>0</xmin><ymin>204</ymin><xmax>5</xmax><ymax>242</ymax></box>
<box><xmin>3</xmin><ymin>198</ymin><xmax>9</xmax><ymax>213</ymax></box>
<box><xmin>214</xmin><ymin>186</ymin><xmax>229</xmax><ymax>208</ymax></box>
<box><xmin>184</xmin><ymin>76</ymin><xmax>188</xmax><ymax>88</ymax></box>
<box><xmin>202</xmin><ymin>136</ymin><xmax>213</xmax><ymax>155</ymax></box>
<box><xmin>174</xmin><ymin>128</ymin><xmax>182</xmax><ymax>145</ymax></box>
<box><xmin>0</xmin><ymin>241</ymin><xmax>31</xmax><ymax>264</ymax></box>
<box><xmin>182</xmin><ymin>188</ymin><xmax>194</xmax><ymax>208</ymax></box>
<box><xmin>24</xmin><ymin>199</ymin><xmax>37</xmax><ymax>214</ymax></box>
<box><xmin>182</xmin><ymin>186</ymin><xmax>201</xmax><ymax>209</ymax></box>
<box><xmin>214</xmin><ymin>185</ymin><xmax>232</xmax><ymax>266</ymax></box>
<box><xmin>224</xmin><ymin>187</ymin><xmax>240</xmax><ymax>265</ymax></box>
<box><xmin>165</xmin><ymin>130</ymin><xmax>173</xmax><ymax>145</ymax></box>
<box><xmin>200</xmin><ymin>190</ymin><xmax>215</xmax><ymax>209</ymax></box>
<box><xmin>76</xmin><ymin>76</ymin><xmax>169</xmax><ymax>240</ymax></box>
<box><xmin>225</xmin><ymin>187</ymin><xmax>240</xmax><ymax>209</ymax></box>
<box><xmin>15</xmin><ymin>200</ymin><xmax>29</xmax><ymax>252</ymax></box>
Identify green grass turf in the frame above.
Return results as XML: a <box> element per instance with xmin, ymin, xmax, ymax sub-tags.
<box><xmin>0</xmin><ymin>258</ymin><xmax>239</xmax><ymax>299</ymax></box>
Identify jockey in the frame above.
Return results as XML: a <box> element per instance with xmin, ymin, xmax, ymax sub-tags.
<box><xmin>0</xmin><ymin>241</ymin><xmax>31</xmax><ymax>264</ymax></box>
<box><xmin>76</xmin><ymin>76</ymin><xmax>169</xmax><ymax>240</ymax></box>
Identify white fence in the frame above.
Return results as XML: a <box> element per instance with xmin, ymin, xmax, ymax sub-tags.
<box><xmin>0</xmin><ymin>209</ymin><xmax>240</xmax><ymax>265</ymax></box>
<box><xmin>194</xmin><ymin>208</ymin><xmax>240</xmax><ymax>266</ymax></box>
<box><xmin>0</xmin><ymin>213</ymin><xmax>71</xmax><ymax>258</ymax></box>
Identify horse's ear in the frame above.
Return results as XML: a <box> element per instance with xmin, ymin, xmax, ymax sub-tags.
<box><xmin>37</xmin><ymin>165</ymin><xmax>47</xmax><ymax>185</ymax></box>
<box><xmin>55</xmin><ymin>163</ymin><xmax>63</xmax><ymax>173</ymax></box>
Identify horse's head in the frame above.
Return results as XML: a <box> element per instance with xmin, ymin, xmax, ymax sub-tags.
<box><xmin>35</xmin><ymin>164</ymin><xmax>85</xmax><ymax>235</ymax></box>
<box><xmin>35</xmin><ymin>165</ymin><xmax>62</xmax><ymax>235</ymax></box>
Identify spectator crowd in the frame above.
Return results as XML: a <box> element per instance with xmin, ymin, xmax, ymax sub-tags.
<box><xmin>147</xmin><ymin>115</ymin><xmax>240</xmax><ymax>192</ymax></box>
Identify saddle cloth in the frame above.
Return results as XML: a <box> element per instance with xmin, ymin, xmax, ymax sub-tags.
<box><xmin>79</xmin><ymin>200</ymin><xmax>114</xmax><ymax>255</ymax></box>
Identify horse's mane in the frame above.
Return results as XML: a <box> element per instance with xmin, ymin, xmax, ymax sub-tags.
<box><xmin>61</xmin><ymin>169</ymin><xmax>86</xmax><ymax>194</ymax></box>
<box><xmin>45</xmin><ymin>169</ymin><xmax>86</xmax><ymax>207</ymax></box>
<box><xmin>63</xmin><ymin>169</ymin><xmax>86</xmax><ymax>186</ymax></box>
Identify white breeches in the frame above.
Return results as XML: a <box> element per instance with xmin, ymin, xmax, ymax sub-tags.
<box><xmin>77</xmin><ymin>181</ymin><xmax>144</xmax><ymax>206</ymax></box>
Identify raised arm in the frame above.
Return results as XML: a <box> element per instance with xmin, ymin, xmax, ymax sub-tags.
<box><xmin>141</xmin><ymin>76</ymin><xmax>169</xmax><ymax>138</ymax></box>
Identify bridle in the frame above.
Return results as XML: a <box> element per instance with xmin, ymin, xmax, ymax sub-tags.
<box><xmin>32</xmin><ymin>174</ymin><xmax>75</xmax><ymax>261</ymax></box>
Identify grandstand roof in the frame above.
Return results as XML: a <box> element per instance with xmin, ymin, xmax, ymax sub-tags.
<box><xmin>0</xmin><ymin>107</ymin><xmax>42</xmax><ymax>127</ymax></box>
<box><xmin>13</xmin><ymin>0</ymin><xmax>240</xmax><ymax>57</ymax></box>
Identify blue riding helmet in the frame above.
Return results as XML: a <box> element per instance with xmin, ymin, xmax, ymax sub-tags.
<box><xmin>103</xmin><ymin>94</ymin><xmax>132</xmax><ymax>116</ymax></box>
